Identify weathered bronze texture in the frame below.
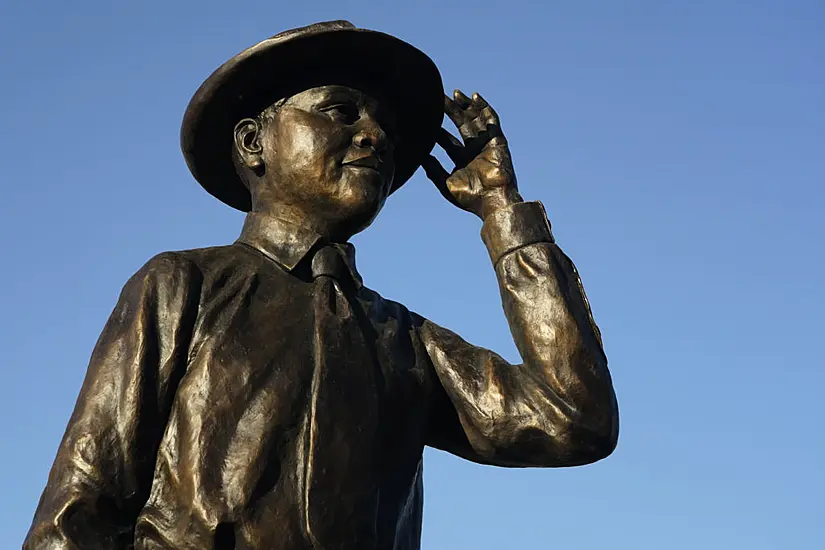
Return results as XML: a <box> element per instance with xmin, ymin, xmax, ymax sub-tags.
<box><xmin>25</xmin><ymin>20</ymin><xmax>619</xmax><ymax>550</ymax></box>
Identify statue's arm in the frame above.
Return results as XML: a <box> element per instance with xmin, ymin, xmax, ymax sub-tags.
<box><xmin>24</xmin><ymin>253</ymin><xmax>201</xmax><ymax>549</ymax></box>
<box><xmin>421</xmin><ymin>201</ymin><xmax>618</xmax><ymax>467</ymax></box>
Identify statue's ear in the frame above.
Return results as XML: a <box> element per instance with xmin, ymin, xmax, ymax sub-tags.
<box><xmin>233</xmin><ymin>118</ymin><xmax>264</xmax><ymax>175</ymax></box>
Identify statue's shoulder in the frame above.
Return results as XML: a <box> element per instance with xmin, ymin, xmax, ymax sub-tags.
<box><xmin>132</xmin><ymin>244</ymin><xmax>250</xmax><ymax>287</ymax></box>
<box><xmin>164</xmin><ymin>244</ymin><xmax>246</xmax><ymax>268</ymax></box>
<box><xmin>357</xmin><ymin>285</ymin><xmax>419</xmax><ymax>328</ymax></box>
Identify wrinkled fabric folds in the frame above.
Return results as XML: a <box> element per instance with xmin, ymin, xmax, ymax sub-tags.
<box><xmin>25</xmin><ymin>202</ymin><xmax>617</xmax><ymax>550</ymax></box>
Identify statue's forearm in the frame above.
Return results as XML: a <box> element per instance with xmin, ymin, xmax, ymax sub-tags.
<box><xmin>483</xmin><ymin>201</ymin><xmax>618</xmax><ymax>461</ymax></box>
<box><xmin>423</xmin><ymin>200</ymin><xmax>617</xmax><ymax>467</ymax></box>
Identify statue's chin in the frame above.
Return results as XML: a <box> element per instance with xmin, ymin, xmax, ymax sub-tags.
<box><xmin>327</xmin><ymin>192</ymin><xmax>386</xmax><ymax>240</ymax></box>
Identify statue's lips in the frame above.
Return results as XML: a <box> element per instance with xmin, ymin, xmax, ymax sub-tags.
<box><xmin>342</xmin><ymin>155</ymin><xmax>382</xmax><ymax>171</ymax></box>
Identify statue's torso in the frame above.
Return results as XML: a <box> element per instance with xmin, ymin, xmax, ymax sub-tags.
<box><xmin>135</xmin><ymin>244</ymin><xmax>432</xmax><ymax>550</ymax></box>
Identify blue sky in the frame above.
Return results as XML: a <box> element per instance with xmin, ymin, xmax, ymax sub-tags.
<box><xmin>1</xmin><ymin>1</ymin><xmax>823</xmax><ymax>548</ymax></box>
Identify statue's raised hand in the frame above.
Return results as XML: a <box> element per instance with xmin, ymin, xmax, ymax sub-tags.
<box><xmin>422</xmin><ymin>89</ymin><xmax>522</xmax><ymax>219</ymax></box>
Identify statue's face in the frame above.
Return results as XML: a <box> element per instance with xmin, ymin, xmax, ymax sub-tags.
<box><xmin>247</xmin><ymin>85</ymin><xmax>398</xmax><ymax>239</ymax></box>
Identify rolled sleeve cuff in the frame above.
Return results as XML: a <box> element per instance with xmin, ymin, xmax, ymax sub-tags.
<box><xmin>481</xmin><ymin>201</ymin><xmax>555</xmax><ymax>265</ymax></box>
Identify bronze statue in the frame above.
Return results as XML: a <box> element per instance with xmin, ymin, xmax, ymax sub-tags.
<box><xmin>25</xmin><ymin>21</ymin><xmax>618</xmax><ymax>550</ymax></box>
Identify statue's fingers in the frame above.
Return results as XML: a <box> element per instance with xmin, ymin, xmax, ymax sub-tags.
<box><xmin>462</xmin><ymin>122</ymin><xmax>506</xmax><ymax>158</ymax></box>
<box><xmin>471</xmin><ymin>92</ymin><xmax>488</xmax><ymax>108</ymax></box>
<box><xmin>466</xmin><ymin>112</ymin><xmax>497</xmax><ymax>137</ymax></box>
<box><xmin>467</xmin><ymin>115</ymin><xmax>489</xmax><ymax>135</ymax></box>
<box><xmin>421</xmin><ymin>155</ymin><xmax>463</xmax><ymax>208</ymax></box>
<box><xmin>444</xmin><ymin>95</ymin><xmax>467</xmax><ymax>131</ymax></box>
<box><xmin>453</xmin><ymin>89</ymin><xmax>473</xmax><ymax>109</ymax></box>
<box><xmin>435</xmin><ymin>128</ymin><xmax>467</xmax><ymax>166</ymax></box>
<box><xmin>457</xmin><ymin>110</ymin><xmax>490</xmax><ymax>141</ymax></box>
<box><xmin>473</xmin><ymin>92</ymin><xmax>501</xmax><ymax>126</ymax></box>
<box><xmin>421</xmin><ymin>154</ymin><xmax>449</xmax><ymax>184</ymax></box>
<box><xmin>457</xmin><ymin>118</ymin><xmax>483</xmax><ymax>142</ymax></box>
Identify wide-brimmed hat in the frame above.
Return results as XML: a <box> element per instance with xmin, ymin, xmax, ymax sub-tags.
<box><xmin>181</xmin><ymin>20</ymin><xmax>444</xmax><ymax>211</ymax></box>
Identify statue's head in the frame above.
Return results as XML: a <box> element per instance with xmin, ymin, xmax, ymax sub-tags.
<box><xmin>181</xmin><ymin>21</ymin><xmax>443</xmax><ymax>241</ymax></box>
<box><xmin>231</xmin><ymin>84</ymin><xmax>397</xmax><ymax>240</ymax></box>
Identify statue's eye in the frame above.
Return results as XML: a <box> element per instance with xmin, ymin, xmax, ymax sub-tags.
<box><xmin>322</xmin><ymin>103</ymin><xmax>359</xmax><ymax>124</ymax></box>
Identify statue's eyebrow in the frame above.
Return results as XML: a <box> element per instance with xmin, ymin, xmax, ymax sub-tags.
<box><xmin>315</xmin><ymin>85</ymin><xmax>360</xmax><ymax>102</ymax></box>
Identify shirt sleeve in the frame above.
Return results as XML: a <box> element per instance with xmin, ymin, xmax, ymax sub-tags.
<box><xmin>24</xmin><ymin>253</ymin><xmax>202</xmax><ymax>550</ymax></box>
<box><xmin>420</xmin><ymin>202</ymin><xmax>619</xmax><ymax>467</ymax></box>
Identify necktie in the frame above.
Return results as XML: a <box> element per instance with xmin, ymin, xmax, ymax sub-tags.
<box><xmin>303</xmin><ymin>244</ymin><xmax>379</xmax><ymax>549</ymax></box>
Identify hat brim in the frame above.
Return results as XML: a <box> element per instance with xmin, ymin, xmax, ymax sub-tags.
<box><xmin>181</xmin><ymin>27</ymin><xmax>444</xmax><ymax>212</ymax></box>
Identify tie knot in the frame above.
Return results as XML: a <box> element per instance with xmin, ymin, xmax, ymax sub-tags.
<box><xmin>311</xmin><ymin>245</ymin><xmax>349</xmax><ymax>282</ymax></box>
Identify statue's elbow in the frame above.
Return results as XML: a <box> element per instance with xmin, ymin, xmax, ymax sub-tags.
<box><xmin>566</xmin><ymin>351</ymin><xmax>618</xmax><ymax>463</ymax></box>
<box><xmin>567</xmin><ymin>411</ymin><xmax>619</xmax><ymax>464</ymax></box>
<box><xmin>586</xmin><ymin>424</ymin><xmax>618</xmax><ymax>463</ymax></box>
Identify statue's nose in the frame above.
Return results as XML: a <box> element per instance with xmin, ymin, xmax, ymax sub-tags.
<box><xmin>353</xmin><ymin>121</ymin><xmax>389</xmax><ymax>154</ymax></box>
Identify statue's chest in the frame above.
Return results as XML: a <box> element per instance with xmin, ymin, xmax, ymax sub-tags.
<box><xmin>179</xmin><ymin>273</ymin><xmax>431</xmax><ymax>449</ymax></box>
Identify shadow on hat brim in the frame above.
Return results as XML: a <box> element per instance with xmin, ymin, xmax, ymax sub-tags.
<box><xmin>181</xmin><ymin>25</ymin><xmax>444</xmax><ymax>212</ymax></box>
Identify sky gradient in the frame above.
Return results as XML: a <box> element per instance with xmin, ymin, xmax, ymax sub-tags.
<box><xmin>1</xmin><ymin>1</ymin><xmax>823</xmax><ymax>548</ymax></box>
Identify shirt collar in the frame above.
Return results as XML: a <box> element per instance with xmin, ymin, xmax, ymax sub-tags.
<box><xmin>236</xmin><ymin>212</ymin><xmax>363</xmax><ymax>288</ymax></box>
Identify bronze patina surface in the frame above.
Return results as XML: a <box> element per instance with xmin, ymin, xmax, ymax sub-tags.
<box><xmin>25</xmin><ymin>20</ymin><xmax>619</xmax><ymax>550</ymax></box>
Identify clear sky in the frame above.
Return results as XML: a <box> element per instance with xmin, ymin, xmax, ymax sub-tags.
<box><xmin>1</xmin><ymin>1</ymin><xmax>823</xmax><ymax>548</ymax></box>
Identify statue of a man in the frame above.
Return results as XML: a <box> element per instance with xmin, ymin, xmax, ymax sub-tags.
<box><xmin>25</xmin><ymin>21</ymin><xmax>618</xmax><ymax>550</ymax></box>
